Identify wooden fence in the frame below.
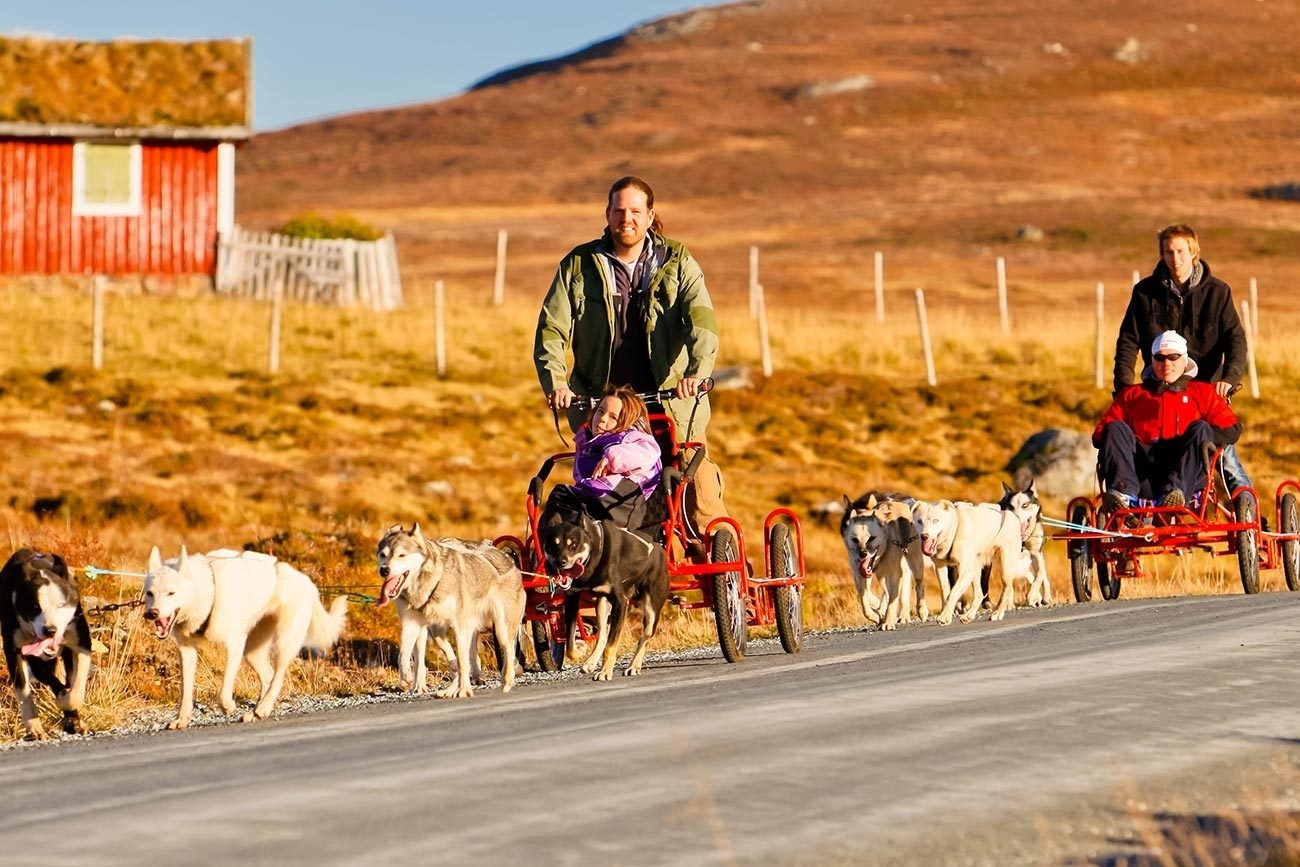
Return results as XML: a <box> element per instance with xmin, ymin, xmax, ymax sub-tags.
<box><xmin>215</xmin><ymin>226</ymin><xmax>403</xmax><ymax>310</ymax></box>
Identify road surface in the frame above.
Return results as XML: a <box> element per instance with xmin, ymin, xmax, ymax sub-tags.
<box><xmin>4</xmin><ymin>593</ymin><xmax>1300</xmax><ymax>866</ymax></box>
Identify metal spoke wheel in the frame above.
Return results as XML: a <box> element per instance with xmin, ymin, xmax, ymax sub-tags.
<box><xmin>769</xmin><ymin>522</ymin><xmax>803</xmax><ymax>654</ymax></box>
<box><xmin>530</xmin><ymin>618</ymin><xmax>563</xmax><ymax>673</ymax></box>
<box><xmin>1236</xmin><ymin>492</ymin><xmax>1261</xmax><ymax>595</ymax></box>
<box><xmin>1281</xmin><ymin>492</ymin><xmax>1299</xmax><ymax>592</ymax></box>
<box><xmin>710</xmin><ymin>529</ymin><xmax>747</xmax><ymax>663</ymax></box>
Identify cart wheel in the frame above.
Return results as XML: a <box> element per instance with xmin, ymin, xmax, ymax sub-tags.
<box><xmin>710</xmin><ymin>529</ymin><xmax>747</xmax><ymax>663</ymax></box>
<box><xmin>530</xmin><ymin>619</ymin><xmax>563</xmax><ymax>673</ymax></box>
<box><xmin>1236</xmin><ymin>492</ymin><xmax>1261</xmax><ymax>594</ymax></box>
<box><xmin>1282</xmin><ymin>492</ymin><xmax>1300</xmax><ymax>592</ymax></box>
<box><xmin>1098</xmin><ymin>559</ymin><xmax>1120</xmax><ymax>601</ymax></box>
<box><xmin>769</xmin><ymin>522</ymin><xmax>803</xmax><ymax>654</ymax></box>
<box><xmin>1069</xmin><ymin>503</ymin><xmax>1095</xmax><ymax>603</ymax></box>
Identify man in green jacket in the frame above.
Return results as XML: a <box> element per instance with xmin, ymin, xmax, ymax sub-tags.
<box><xmin>534</xmin><ymin>176</ymin><xmax>727</xmax><ymax>548</ymax></box>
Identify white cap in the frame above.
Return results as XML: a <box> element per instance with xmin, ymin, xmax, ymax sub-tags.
<box><xmin>1151</xmin><ymin>330</ymin><xmax>1188</xmax><ymax>356</ymax></box>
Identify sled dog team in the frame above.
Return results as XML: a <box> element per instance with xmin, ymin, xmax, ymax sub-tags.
<box><xmin>839</xmin><ymin>481</ymin><xmax>1049</xmax><ymax>631</ymax></box>
<box><xmin>4</xmin><ymin>480</ymin><xmax>1045</xmax><ymax>740</ymax></box>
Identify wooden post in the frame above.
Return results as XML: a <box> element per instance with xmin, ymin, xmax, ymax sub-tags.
<box><xmin>755</xmin><ymin>283</ymin><xmax>773</xmax><ymax>378</ymax></box>
<box><xmin>268</xmin><ymin>266</ymin><xmax>284</xmax><ymax>375</ymax></box>
<box><xmin>434</xmin><ymin>279</ymin><xmax>447</xmax><ymax>378</ymax></box>
<box><xmin>914</xmin><ymin>288</ymin><xmax>936</xmax><ymax>387</ymax></box>
<box><xmin>1249</xmin><ymin>277</ymin><xmax>1259</xmax><ymax>340</ymax></box>
<box><xmin>1242</xmin><ymin>299</ymin><xmax>1260</xmax><ymax>399</ymax></box>
<box><xmin>493</xmin><ymin>229</ymin><xmax>507</xmax><ymax>305</ymax></box>
<box><xmin>996</xmin><ymin>256</ymin><xmax>1009</xmax><ymax>335</ymax></box>
<box><xmin>1094</xmin><ymin>282</ymin><xmax>1105</xmax><ymax>389</ymax></box>
<box><xmin>748</xmin><ymin>245</ymin><xmax>759</xmax><ymax>318</ymax></box>
<box><xmin>874</xmin><ymin>250</ymin><xmax>884</xmax><ymax>324</ymax></box>
<box><xmin>91</xmin><ymin>276</ymin><xmax>105</xmax><ymax>370</ymax></box>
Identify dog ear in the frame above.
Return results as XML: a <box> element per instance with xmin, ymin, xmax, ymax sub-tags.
<box><xmin>385</xmin><ymin>523</ymin><xmax>402</xmax><ymax>536</ymax></box>
<box><xmin>841</xmin><ymin>494</ymin><xmax>852</xmax><ymax>511</ymax></box>
<box><xmin>1001</xmin><ymin>481</ymin><xmax>1013</xmax><ymax>498</ymax></box>
<box><xmin>866</xmin><ymin>493</ymin><xmax>878</xmax><ymax>510</ymax></box>
<box><xmin>148</xmin><ymin>546</ymin><xmax>162</xmax><ymax>573</ymax></box>
<box><xmin>179</xmin><ymin>546</ymin><xmax>190</xmax><ymax>573</ymax></box>
<box><xmin>411</xmin><ymin>523</ymin><xmax>424</xmax><ymax>542</ymax></box>
<box><xmin>1026</xmin><ymin>478</ymin><xmax>1037</xmax><ymax>496</ymax></box>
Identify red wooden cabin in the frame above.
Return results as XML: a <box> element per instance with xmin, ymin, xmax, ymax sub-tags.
<box><xmin>0</xmin><ymin>36</ymin><xmax>251</xmax><ymax>277</ymax></box>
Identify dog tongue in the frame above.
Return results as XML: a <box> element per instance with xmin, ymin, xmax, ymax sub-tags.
<box><xmin>562</xmin><ymin>563</ymin><xmax>585</xmax><ymax>581</ymax></box>
<box><xmin>377</xmin><ymin>574</ymin><xmax>404</xmax><ymax>607</ymax></box>
<box><xmin>20</xmin><ymin>637</ymin><xmax>58</xmax><ymax>657</ymax></box>
<box><xmin>857</xmin><ymin>559</ymin><xmax>873</xmax><ymax>579</ymax></box>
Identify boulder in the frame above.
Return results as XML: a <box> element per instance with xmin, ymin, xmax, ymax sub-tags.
<box><xmin>1005</xmin><ymin>428</ymin><xmax>1096</xmax><ymax>500</ymax></box>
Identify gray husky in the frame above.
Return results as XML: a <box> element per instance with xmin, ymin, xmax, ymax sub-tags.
<box><xmin>375</xmin><ymin>524</ymin><xmax>525</xmax><ymax>698</ymax></box>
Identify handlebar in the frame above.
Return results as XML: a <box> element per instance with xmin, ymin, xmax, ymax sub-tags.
<box><xmin>571</xmin><ymin>377</ymin><xmax>714</xmax><ymax>412</ymax></box>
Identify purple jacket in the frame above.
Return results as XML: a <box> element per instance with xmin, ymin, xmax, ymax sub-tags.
<box><xmin>572</xmin><ymin>426</ymin><xmax>662</xmax><ymax>500</ymax></box>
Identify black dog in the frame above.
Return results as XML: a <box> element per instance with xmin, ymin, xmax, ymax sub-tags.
<box><xmin>0</xmin><ymin>549</ymin><xmax>92</xmax><ymax>739</ymax></box>
<box><xmin>539</xmin><ymin>510</ymin><xmax>669</xmax><ymax>681</ymax></box>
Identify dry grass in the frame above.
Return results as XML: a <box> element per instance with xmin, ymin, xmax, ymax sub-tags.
<box><xmin>1</xmin><ymin>281</ymin><xmax>1298</xmax><ymax>741</ymax></box>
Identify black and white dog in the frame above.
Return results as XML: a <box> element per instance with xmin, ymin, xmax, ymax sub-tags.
<box><xmin>998</xmin><ymin>480</ymin><xmax>1051</xmax><ymax>607</ymax></box>
<box><xmin>1</xmin><ymin>549</ymin><xmax>92</xmax><ymax>739</ymax></box>
<box><xmin>539</xmin><ymin>510</ymin><xmax>669</xmax><ymax>681</ymax></box>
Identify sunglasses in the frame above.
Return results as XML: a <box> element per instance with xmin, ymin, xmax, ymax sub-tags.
<box><xmin>1153</xmin><ymin>353</ymin><xmax>1184</xmax><ymax>363</ymax></box>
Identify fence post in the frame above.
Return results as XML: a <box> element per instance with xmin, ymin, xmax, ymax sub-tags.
<box><xmin>914</xmin><ymin>288</ymin><xmax>936</xmax><ymax>387</ymax></box>
<box><xmin>434</xmin><ymin>279</ymin><xmax>447</xmax><ymax>378</ymax></box>
<box><xmin>1242</xmin><ymin>299</ymin><xmax>1260</xmax><ymax>399</ymax></box>
<box><xmin>874</xmin><ymin>250</ymin><xmax>884</xmax><ymax>324</ymax></box>
<box><xmin>996</xmin><ymin>256</ymin><xmax>1009</xmax><ymax>336</ymax></box>
<box><xmin>1094</xmin><ymin>282</ymin><xmax>1105</xmax><ymax>389</ymax></box>
<box><xmin>755</xmin><ymin>283</ymin><xmax>773</xmax><ymax>378</ymax></box>
<box><xmin>268</xmin><ymin>266</ymin><xmax>284</xmax><ymax>375</ymax></box>
<box><xmin>91</xmin><ymin>276</ymin><xmax>105</xmax><ymax>370</ymax></box>
<box><xmin>493</xmin><ymin>229</ymin><xmax>507</xmax><ymax>306</ymax></box>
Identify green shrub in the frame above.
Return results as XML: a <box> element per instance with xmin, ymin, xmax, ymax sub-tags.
<box><xmin>275</xmin><ymin>212</ymin><xmax>383</xmax><ymax>241</ymax></box>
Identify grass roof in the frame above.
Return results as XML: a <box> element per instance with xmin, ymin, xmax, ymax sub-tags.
<box><xmin>0</xmin><ymin>35</ymin><xmax>250</xmax><ymax>129</ymax></box>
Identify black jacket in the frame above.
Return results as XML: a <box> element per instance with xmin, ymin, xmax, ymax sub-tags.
<box><xmin>1113</xmin><ymin>259</ymin><xmax>1247</xmax><ymax>393</ymax></box>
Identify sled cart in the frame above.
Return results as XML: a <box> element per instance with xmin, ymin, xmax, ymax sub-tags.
<box><xmin>1053</xmin><ymin>448</ymin><xmax>1300</xmax><ymax>601</ymax></box>
<box><xmin>494</xmin><ymin>383</ymin><xmax>807</xmax><ymax>670</ymax></box>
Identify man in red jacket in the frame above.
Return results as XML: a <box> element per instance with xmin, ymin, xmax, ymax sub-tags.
<box><xmin>1094</xmin><ymin>330</ymin><xmax>1240</xmax><ymax>512</ymax></box>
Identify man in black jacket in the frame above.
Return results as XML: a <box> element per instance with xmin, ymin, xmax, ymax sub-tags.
<box><xmin>1113</xmin><ymin>224</ymin><xmax>1254</xmax><ymax>496</ymax></box>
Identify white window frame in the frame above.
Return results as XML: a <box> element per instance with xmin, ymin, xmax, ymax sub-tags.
<box><xmin>72</xmin><ymin>141</ymin><xmax>143</xmax><ymax>217</ymax></box>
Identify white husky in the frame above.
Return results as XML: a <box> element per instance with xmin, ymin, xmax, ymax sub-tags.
<box><xmin>143</xmin><ymin>547</ymin><xmax>349</xmax><ymax>729</ymax></box>
<box><xmin>912</xmin><ymin>500</ymin><xmax>1029</xmax><ymax>625</ymax></box>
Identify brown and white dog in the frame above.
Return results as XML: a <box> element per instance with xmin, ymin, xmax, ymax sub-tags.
<box><xmin>0</xmin><ymin>549</ymin><xmax>92</xmax><ymax>739</ymax></box>
<box><xmin>840</xmin><ymin>491</ymin><xmax>927</xmax><ymax>629</ymax></box>
<box><xmin>912</xmin><ymin>499</ymin><xmax>1030</xmax><ymax>625</ymax></box>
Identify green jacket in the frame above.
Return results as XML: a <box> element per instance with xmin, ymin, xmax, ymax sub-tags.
<box><xmin>534</xmin><ymin>230</ymin><xmax>720</xmax><ymax>436</ymax></box>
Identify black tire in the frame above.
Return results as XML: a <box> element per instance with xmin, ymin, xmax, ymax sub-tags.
<box><xmin>1236</xmin><ymin>493</ymin><xmax>1261</xmax><ymax>595</ymax></box>
<box><xmin>1098</xmin><ymin>559</ymin><xmax>1120</xmax><ymax>601</ymax></box>
<box><xmin>530</xmin><ymin>618</ymin><xmax>563</xmax><ymax>673</ymax></box>
<box><xmin>710</xmin><ymin>530</ymin><xmax>747</xmax><ymax>663</ymax></box>
<box><xmin>769</xmin><ymin>523</ymin><xmax>803</xmax><ymax>654</ymax></box>
<box><xmin>1069</xmin><ymin>503</ymin><xmax>1095</xmax><ymax>603</ymax></box>
<box><xmin>1282</xmin><ymin>492</ymin><xmax>1300</xmax><ymax>592</ymax></box>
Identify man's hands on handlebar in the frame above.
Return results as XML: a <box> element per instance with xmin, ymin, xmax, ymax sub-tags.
<box><xmin>547</xmin><ymin>386</ymin><xmax>575</xmax><ymax>411</ymax></box>
<box><xmin>675</xmin><ymin>377</ymin><xmax>704</xmax><ymax>399</ymax></box>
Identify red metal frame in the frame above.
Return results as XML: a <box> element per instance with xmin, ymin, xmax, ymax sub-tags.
<box><xmin>492</xmin><ymin>409</ymin><xmax>807</xmax><ymax>653</ymax></box>
<box><xmin>1053</xmin><ymin>447</ymin><xmax>1300</xmax><ymax>581</ymax></box>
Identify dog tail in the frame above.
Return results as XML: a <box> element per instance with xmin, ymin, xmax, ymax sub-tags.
<box><xmin>306</xmin><ymin>594</ymin><xmax>349</xmax><ymax>651</ymax></box>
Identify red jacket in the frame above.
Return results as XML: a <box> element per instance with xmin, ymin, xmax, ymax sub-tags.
<box><xmin>1093</xmin><ymin>377</ymin><xmax>1240</xmax><ymax>446</ymax></box>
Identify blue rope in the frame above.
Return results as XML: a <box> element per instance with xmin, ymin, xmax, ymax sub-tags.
<box><xmin>1041</xmin><ymin>515</ymin><xmax>1150</xmax><ymax>541</ymax></box>
<box><xmin>81</xmin><ymin>565</ymin><xmax>149</xmax><ymax>580</ymax></box>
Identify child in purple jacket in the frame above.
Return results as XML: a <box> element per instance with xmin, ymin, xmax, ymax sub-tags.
<box><xmin>545</xmin><ymin>385</ymin><xmax>664</xmax><ymax>538</ymax></box>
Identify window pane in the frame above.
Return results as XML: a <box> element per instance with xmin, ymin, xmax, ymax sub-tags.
<box><xmin>83</xmin><ymin>144</ymin><xmax>132</xmax><ymax>204</ymax></box>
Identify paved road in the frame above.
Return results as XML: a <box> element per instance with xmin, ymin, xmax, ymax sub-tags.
<box><xmin>4</xmin><ymin>593</ymin><xmax>1300</xmax><ymax>866</ymax></box>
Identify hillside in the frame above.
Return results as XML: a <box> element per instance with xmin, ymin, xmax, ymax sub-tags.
<box><xmin>237</xmin><ymin>0</ymin><xmax>1300</xmax><ymax>307</ymax></box>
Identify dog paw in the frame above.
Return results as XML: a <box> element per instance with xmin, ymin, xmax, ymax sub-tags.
<box><xmin>239</xmin><ymin>711</ymin><xmax>257</xmax><ymax>723</ymax></box>
<box><xmin>880</xmin><ymin>622</ymin><xmax>896</xmax><ymax>631</ymax></box>
<box><xmin>592</xmin><ymin>670</ymin><xmax>614</xmax><ymax>682</ymax></box>
<box><xmin>61</xmin><ymin>712</ymin><xmax>87</xmax><ymax>735</ymax></box>
<box><xmin>23</xmin><ymin>723</ymin><xmax>49</xmax><ymax>741</ymax></box>
<box><xmin>935</xmin><ymin>612</ymin><xmax>954</xmax><ymax>626</ymax></box>
<box><xmin>166</xmin><ymin>718</ymin><xmax>190</xmax><ymax>731</ymax></box>
<box><xmin>623</xmin><ymin>666</ymin><xmax>642</xmax><ymax>677</ymax></box>
<box><xmin>218</xmin><ymin>699</ymin><xmax>237</xmax><ymax>715</ymax></box>
<box><xmin>990</xmin><ymin>610</ymin><xmax>1006</xmax><ymax>622</ymax></box>
<box><xmin>958</xmin><ymin>610</ymin><xmax>978</xmax><ymax>624</ymax></box>
<box><xmin>579</xmin><ymin>660</ymin><xmax>599</xmax><ymax>675</ymax></box>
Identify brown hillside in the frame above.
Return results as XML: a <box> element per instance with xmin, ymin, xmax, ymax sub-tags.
<box><xmin>238</xmin><ymin>0</ymin><xmax>1300</xmax><ymax>308</ymax></box>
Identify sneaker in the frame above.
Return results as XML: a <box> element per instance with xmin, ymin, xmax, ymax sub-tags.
<box><xmin>1102</xmin><ymin>490</ymin><xmax>1132</xmax><ymax>513</ymax></box>
<box><xmin>1159</xmin><ymin>489</ymin><xmax>1186</xmax><ymax>509</ymax></box>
